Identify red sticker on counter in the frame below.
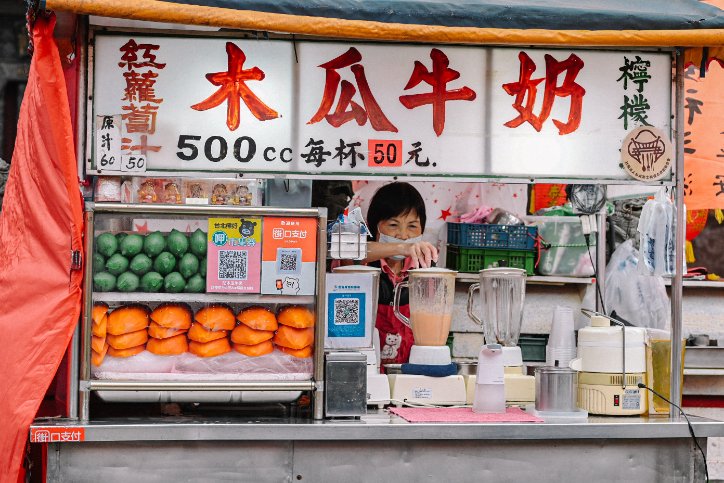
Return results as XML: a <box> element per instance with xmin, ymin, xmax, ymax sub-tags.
<box><xmin>368</xmin><ymin>140</ymin><xmax>403</xmax><ymax>167</ymax></box>
<box><xmin>30</xmin><ymin>427</ymin><xmax>85</xmax><ymax>443</ymax></box>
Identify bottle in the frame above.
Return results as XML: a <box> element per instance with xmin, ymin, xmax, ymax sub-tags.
<box><xmin>473</xmin><ymin>344</ymin><xmax>505</xmax><ymax>413</ymax></box>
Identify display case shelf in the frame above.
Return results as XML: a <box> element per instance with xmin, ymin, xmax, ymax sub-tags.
<box><xmin>92</xmin><ymin>292</ymin><xmax>316</xmax><ymax>305</ymax></box>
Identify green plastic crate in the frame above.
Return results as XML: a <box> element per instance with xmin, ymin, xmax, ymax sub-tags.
<box><xmin>446</xmin><ymin>244</ymin><xmax>535</xmax><ymax>275</ymax></box>
<box><xmin>518</xmin><ymin>334</ymin><xmax>549</xmax><ymax>362</ymax></box>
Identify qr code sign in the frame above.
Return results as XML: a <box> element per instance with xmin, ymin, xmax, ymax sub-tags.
<box><xmin>218</xmin><ymin>250</ymin><xmax>248</xmax><ymax>280</ymax></box>
<box><xmin>333</xmin><ymin>298</ymin><xmax>360</xmax><ymax>325</ymax></box>
<box><xmin>280</xmin><ymin>253</ymin><xmax>298</xmax><ymax>272</ymax></box>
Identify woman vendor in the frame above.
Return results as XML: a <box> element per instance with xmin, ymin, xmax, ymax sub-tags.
<box><xmin>363</xmin><ymin>182</ymin><xmax>438</xmax><ymax>365</ymax></box>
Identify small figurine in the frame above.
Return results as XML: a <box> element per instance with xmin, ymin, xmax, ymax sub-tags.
<box><xmin>188</xmin><ymin>183</ymin><xmax>206</xmax><ymax>199</ymax></box>
<box><xmin>232</xmin><ymin>184</ymin><xmax>253</xmax><ymax>206</ymax></box>
<box><xmin>137</xmin><ymin>180</ymin><xmax>157</xmax><ymax>203</ymax></box>
<box><xmin>211</xmin><ymin>183</ymin><xmax>229</xmax><ymax>205</ymax></box>
<box><xmin>164</xmin><ymin>182</ymin><xmax>182</xmax><ymax>204</ymax></box>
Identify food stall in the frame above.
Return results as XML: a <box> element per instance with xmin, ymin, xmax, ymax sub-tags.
<box><xmin>12</xmin><ymin>0</ymin><xmax>724</xmax><ymax>481</ymax></box>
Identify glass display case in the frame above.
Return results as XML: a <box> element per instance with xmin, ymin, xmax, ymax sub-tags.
<box><xmin>79</xmin><ymin>203</ymin><xmax>327</xmax><ymax>420</ymax></box>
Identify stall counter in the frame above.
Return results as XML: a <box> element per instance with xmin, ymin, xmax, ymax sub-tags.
<box><xmin>32</xmin><ymin>413</ymin><xmax>724</xmax><ymax>482</ymax></box>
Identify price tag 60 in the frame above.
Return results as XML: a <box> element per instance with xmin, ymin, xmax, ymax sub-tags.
<box><xmin>368</xmin><ymin>140</ymin><xmax>403</xmax><ymax>168</ymax></box>
<box><xmin>121</xmin><ymin>154</ymin><xmax>147</xmax><ymax>173</ymax></box>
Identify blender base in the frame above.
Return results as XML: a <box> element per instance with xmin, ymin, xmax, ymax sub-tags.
<box><xmin>408</xmin><ymin>345</ymin><xmax>452</xmax><ymax>365</ymax></box>
<box><xmin>388</xmin><ymin>374</ymin><xmax>467</xmax><ymax>406</ymax></box>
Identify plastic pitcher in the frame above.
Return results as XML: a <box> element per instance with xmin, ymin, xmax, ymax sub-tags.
<box><xmin>467</xmin><ymin>267</ymin><xmax>526</xmax><ymax>347</ymax></box>
<box><xmin>393</xmin><ymin>268</ymin><xmax>457</xmax><ymax>346</ymax></box>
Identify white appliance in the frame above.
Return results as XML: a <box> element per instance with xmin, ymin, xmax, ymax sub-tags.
<box><xmin>467</xmin><ymin>267</ymin><xmax>535</xmax><ymax>404</ymax></box>
<box><xmin>570</xmin><ymin>315</ymin><xmax>647</xmax><ymax>415</ymax></box>
<box><xmin>361</xmin><ymin>329</ymin><xmax>390</xmax><ymax>408</ymax></box>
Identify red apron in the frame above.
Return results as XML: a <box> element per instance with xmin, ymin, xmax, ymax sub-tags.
<box><xmin>376</xmin><ymin>303</ymin><xmax>414</xmax><ymax>365</ymax></box>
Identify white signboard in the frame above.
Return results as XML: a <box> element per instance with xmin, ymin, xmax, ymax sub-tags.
<box><xmin>93</xmin><ymin>36</ymin><xmax>294</xmax><ymax>172</ymax></box>
<box><xmin>92</xmin><ymin>36</ymin><xmax>672</xmax><ymax>180</ymax></box>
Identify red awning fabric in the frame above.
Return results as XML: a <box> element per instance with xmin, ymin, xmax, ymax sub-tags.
<box><xmin>0</xmin><ymin>14</ymin><xmax>83</xmax><ymax>483</ymax></box>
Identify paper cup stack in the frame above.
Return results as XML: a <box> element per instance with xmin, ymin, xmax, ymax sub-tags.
<box><xmin>546</xmin><ymin>305</ymin><xmax>577</xmax><ymax>368</ymax></box>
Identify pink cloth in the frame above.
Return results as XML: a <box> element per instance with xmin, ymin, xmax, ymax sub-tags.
<box><xmin>389</xmin><ymin>407</ymin><xmax>543</xmax><ymax>423</ymax></box>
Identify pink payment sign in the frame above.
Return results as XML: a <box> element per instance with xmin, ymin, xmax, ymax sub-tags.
<box><xmin>206</xmin><ymin>217</ymin><xmax>262</xmax><ymax>293</ymax></box>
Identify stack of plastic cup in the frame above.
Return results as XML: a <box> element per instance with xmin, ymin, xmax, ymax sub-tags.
<box><xmin>546</xmin><ymin>306</ymin><xmax>577</xmax><ymax>368</ymax></box>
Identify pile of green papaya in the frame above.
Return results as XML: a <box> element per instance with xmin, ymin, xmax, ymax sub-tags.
<box><xmin>93</xmin><ymin>228</ymin><xmax>207</xmax><ymax>293</ymax></box>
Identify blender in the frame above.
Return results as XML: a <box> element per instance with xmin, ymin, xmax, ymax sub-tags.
<box><xmin>466</xmin><ymin>267</ymin><xmax>535</xmax><ymax>405</ymax></box>
<box><xmin>388</xmin><ymin>268</ymin><xmax>466</xmax><ymax>406</ymax></box>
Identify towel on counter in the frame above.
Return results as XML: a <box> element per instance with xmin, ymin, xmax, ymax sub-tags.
<box><xmin>401</xmin><ymin>362</ymin><xmax>458</xmax><ymax>377</ymax></box>
<box><xmin>389</xmin><ymin>407</ymin><xmax>544</xmax><ymax>423</ymax></box>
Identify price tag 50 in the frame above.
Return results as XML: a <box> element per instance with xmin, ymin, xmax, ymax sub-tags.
<box><xmin>368</xmin><ymin>140</ymin><xmax>403</xmax><ymax>168</ymax></box>
<box><xmin>121</xmin><ymin>154</ymin><xmax>147</xmax><ymax>173</ymax></box>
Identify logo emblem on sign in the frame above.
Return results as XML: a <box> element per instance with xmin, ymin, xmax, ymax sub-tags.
<box><xmin>621</xmin><ymin>126</ymin><xmax>672</xmax><ymax>181</ymax></box>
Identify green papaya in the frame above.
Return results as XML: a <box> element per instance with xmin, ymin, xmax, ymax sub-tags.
<box><xmin>120</xmin><ymin>233</ymin><xmax>144</xmax><ymax>257</ymax></box>
<box><xmin>105</xmin><ymin>253</ymin><xmax>129</xmax><ymax>276</ymax></box>
<box><xmin>184</xmin><ymin>274</ymin><xmax>205</xmax><ymax>293</ymax></box>
<box><xmin>198</xmin><ymin>257</ymin><xmax>207</xmax><ymax>278</ymax></box>
<box><xmin>143</xmin><ymin>231</ymin><xmax>166</xmax><ymax>257</ymax></box>
<box><xmin>116</xmin><ymin>272</ymin><xmax>140</xmax><ymax>292</ymax></box>
<box><xmin>140</xmin><ymin>272</ymin><xmax>164</xmax><ymax>292</ymax></box>
<box><xmin>164</xmin><ymin>272</ymin><xmax>186</xmax><ymax>293</ymax></box>
<box><xmin>179</xmin><ymin>253</ymin><xmax>200</xmax><ymax>279</ymax></box>
<box><xmin>153</xmin><ymin>252</ymin><xmax>176</xmax><ymax>276</ymax></box>
<box><xmin>166</xmin><ymin>229</ymin><xmax>189</xmax><ymax>257</ymax></box>
<box><xmin>190</xmin><ymin>229</ymin><xmax>207</xmax><ymax>257</ymax></box>
<box><xmin>92</xmin><ymin>253</ymin><xmax>105</xmax><ymax>274</ymax></box>
<box><xmin>129</xmin><ymin>253</ymin><xmax>153</xmax><ymax>275</ymax></box>
<box><xmin>93</xmin><ymin>271</ymin><xmax>116</xmax><ymax>292</ymax></box>
<box><xmin>96</xmin><ymin>233</ymin><xmax>118</xmax><ymax>258</ymax></box>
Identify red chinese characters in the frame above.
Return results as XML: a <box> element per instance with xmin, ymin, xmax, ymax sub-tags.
<box><xmin>119</xmin><ymin>39</ymin><xmax>165</xmax><ymax>152</ymax></box>
<box><xmin>307</xmin><ymin>47</ymin><xmax>398</xmax><ymax>132</ymax></box>
<box><xmin>399</xmin><ymin>48</ymin><xmax>476</xmax><ymax>136</ymax></box>
<box><xmin>503</xmin><ymin>52</ymin><xmax>585</xmax><ymax>135</ymax></box>
<box><xmin>192</xmin><ymin>42</ymin><xmax>279</xmax><ymax>131</ymax></box>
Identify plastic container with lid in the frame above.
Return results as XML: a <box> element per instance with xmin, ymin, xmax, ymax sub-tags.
<box><xmin>570</xmin><ymin>315</ymin><xmax>646</xmax><ymax>373</ymax></box>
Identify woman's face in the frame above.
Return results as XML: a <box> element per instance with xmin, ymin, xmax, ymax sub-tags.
<box><xmin>377</xmin><ymin>210</ymin><xmax>422</xmax><ymax>241</ymax></box>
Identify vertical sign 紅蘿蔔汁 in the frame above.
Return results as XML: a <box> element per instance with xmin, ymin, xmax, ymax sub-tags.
<box><xmin>206</xmin><ymin>217</ymin><xmax>262</xmax><ymax>293</ymax></box>
<box><xmin>260</xmin><ymin>217</ymin><xmax>318</xmax><ymax>296</ymax></box>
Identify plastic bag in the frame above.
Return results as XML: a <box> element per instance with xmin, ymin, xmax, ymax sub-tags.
<box><xmin>604</xmin><ymin>240</ymin><xmax>670</xmax><ymax>330</ymax></box>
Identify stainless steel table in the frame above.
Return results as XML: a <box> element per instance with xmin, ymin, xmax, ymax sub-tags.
<box><xmin>32</xmin><ymin>412</ymin><xmax>724</xmax><ymax>482</ymax></box>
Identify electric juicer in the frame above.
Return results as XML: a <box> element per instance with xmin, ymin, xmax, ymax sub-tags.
<box><xmin>466</xmin><ymin>267</ymin><xmax>535</xmax><ymax>405</ymax></box>
<box><xmin>389</xmin><ymin>268</ymin><xmax>466</xmax><ymax>406</ymax></box>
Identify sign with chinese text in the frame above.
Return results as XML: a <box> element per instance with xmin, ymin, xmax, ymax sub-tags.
<box><xmin>324</xmin><ymin>272</ymin><xmax>374</xmax><ymax>349</ymax></box>
<box><xmin>260</xmin><ymin>217</ymin><xmax>318</xmax><ymax>295</ymax></box>
<box><xmin>93</xmin><ymin>36</ymin><xmax>672</xmax><ymax>180</ymax></box>
<box><xmin>94</xmin><ymin>114</ymin><xmax>121</xmax><ymax>172</ymax></box>
<box><xmin>206</xmin><ymin>217</ymin><xmax>261</xmax><ymax>293</ymax></box>
<box><xmin>682</xmin><ymin>63</ymin><xmax>724</xmax><ymax>209</ymax></box>
<box><xmin>30</xmin><ymin>427</ymin><xmax>85</xmax><ymax>443</ymax></box>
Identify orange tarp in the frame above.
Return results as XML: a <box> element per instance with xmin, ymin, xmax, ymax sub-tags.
<box><xmin>0</xmin><ymin>15</ymin><xmax>84</xmax><ymax>483</ymax></box>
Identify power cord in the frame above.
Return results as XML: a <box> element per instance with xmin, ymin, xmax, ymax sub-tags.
<box><xmin>581</xmin><ymin>214</ymin><xmax>607</xmax><ymax>314</ymax></box>
<box><xmin>637</xmin><ymin>383</ymin><xmax>709</xmax><ymax>483</ymax></box>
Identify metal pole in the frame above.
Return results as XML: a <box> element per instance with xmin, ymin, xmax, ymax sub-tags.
<box><xmin>669</xmin><ymin>49</ymin><xmax>685</xmax><ymax>415</ymax></box>
<box><xmin>79</xmin><ymin>208</ymin><xmax>95</xmax><ymax>421</ymax></box>
<box><xmin>596</xmin><ymin>212</ymin><xmax>607</xmax><ymax>313</ymax></box>
<box><xmin>313</xmin><ymin>208</ymin><xmax>328</xmax><ymax>420</ymax></box>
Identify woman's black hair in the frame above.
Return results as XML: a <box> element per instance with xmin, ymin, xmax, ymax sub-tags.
<box><xmin>367</xmin><ymin>182</ymin><xmax>426</xmax><ymax>239</ymax></box>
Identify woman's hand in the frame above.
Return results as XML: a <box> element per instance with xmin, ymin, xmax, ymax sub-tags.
<box><xmin>364</xmin><ymin>241</ymin><xmax>439</xmax><ymax>268</ymax></box>
<box><xmin>403</xmin><ymin>241</ymin><xmax>438</xmax><ymax>268</ymax></box>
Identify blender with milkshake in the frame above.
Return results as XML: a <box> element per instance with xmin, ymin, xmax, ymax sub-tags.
<box><xmin>389</xmin><ymin>268</ymin><xmax>467</xmax><ymax>406</ymax></box>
